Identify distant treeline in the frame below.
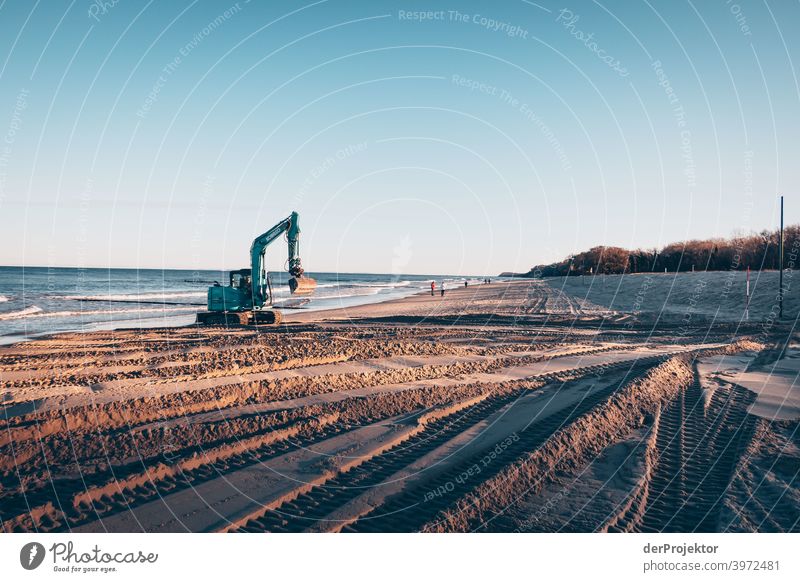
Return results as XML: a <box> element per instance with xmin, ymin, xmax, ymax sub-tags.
<box><xmin>525</xmin><ymin>225</ymin><xmax>800</xmax><ymax>277</ymax></box>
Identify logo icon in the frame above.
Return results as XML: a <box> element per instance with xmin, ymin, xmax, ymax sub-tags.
<box><xmin>20</xmin><ymin>542</ymin><xmax>46</xmax><ymax>570</ymax></box>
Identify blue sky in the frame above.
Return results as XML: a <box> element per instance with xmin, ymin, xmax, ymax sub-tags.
<box><xmin>0</xmin><ymin>0</ymin><xmax>797</xmax><ymax>274</ymax></box>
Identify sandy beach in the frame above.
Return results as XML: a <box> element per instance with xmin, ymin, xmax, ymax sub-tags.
<box><xmin>1</xmin><ymin>279</ymin><xmax>798</xmax><ymax>533</ymax></box>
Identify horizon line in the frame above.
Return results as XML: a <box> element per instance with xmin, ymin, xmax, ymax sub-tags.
<box><xmin>0</xmin><ymin>264</ymin><xmax>493</xmax><ymax>278</ymax></box>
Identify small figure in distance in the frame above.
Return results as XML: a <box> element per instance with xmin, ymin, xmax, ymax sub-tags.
<box><xmin>440</xmin><ymin>282</ymin><xmax>445</xmax><ymax>297</ymax></box>
<box><xmin>430</xmin><ymin>280</ymin><xmax>435</xmax><ymax>296</ymax></box>
<box><xmin>464</xmin><ymin>280</ymin><xmax>468</xmax><ymax>288</ymax></box>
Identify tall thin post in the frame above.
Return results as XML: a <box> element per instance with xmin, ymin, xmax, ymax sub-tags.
<box><xmin>779</xmin><ymin>195</ymin><xmax>784</xmax><ymax>319</ymax></box>
<box><xmin>745</xmin><ymin>266</ymin><xmax>750</xmax><ymax>320</ymax></box>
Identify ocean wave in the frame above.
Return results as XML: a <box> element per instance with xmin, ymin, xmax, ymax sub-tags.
<box><xmin>0</xmin><ymin>305</ymin><xmax>198</xmax><ymax>320</ymax></box>
<box><xmin>64</xmin><ymin>291</ymin><xmax>206</xmax><ymax>302</ymax></box>
<box><xmin>348</xmin><ymin>280</ymin><xmax>411</xmax><ymax>288</ymax></box>
<box><xmin>0</xmin><ymin>306</ymin><xmax>44</xmax><ymax>320</ymax></box>
<box><xmin>0</xmin><ymin>295</ymin><xmax>9</xmax><ymax>303</ymax></box>
<box><xmin>313</xmin><ymin>288</ymin><xmax>382</xmax><ymax>300</ymax></box>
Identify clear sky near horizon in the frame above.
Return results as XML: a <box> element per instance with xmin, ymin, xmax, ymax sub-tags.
<box><xmin>0</xmin><ymin>1</ymin><xmax>797</xmax><ymax>274</ymax></box>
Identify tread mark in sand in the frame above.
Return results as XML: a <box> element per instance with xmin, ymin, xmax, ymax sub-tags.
<box><xmin>608</xmin><ymin>365</ymin><xmax>757</xmax><ymax>533</ymax></box>
<box><xmin>233</xmin><ymin>356</ymin><xmax>666</xmax><ymax>533</ymax></box>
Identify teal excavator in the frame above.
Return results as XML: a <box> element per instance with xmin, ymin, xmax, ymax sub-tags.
<box><xmin>196</xmin><ymin>211</ymin><xmax>316</xmax><ymax>325</ymax></box>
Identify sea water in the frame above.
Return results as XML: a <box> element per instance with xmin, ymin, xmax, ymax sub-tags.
<box><xmin>0</xmin><ymin>266</ymin><xmax>485</xmax><ymax>344</ymax></box>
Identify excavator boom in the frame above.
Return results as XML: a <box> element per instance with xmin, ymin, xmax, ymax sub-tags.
<box><xmin>250</xmin><ymin>210</ymin><xmax>316</xmax><ymax>305</ymax></box>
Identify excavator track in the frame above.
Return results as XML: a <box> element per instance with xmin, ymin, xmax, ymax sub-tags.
<box><xmin>196</xmin><ymin>310</ymin><xmax>281</xmax><ymax>326</ymax></box>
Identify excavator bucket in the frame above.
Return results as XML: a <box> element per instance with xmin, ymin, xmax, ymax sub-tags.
<box><xmin>289</xmin><ymin>276</ymin><xmax>316</xmax><ymax>295</ymax></box>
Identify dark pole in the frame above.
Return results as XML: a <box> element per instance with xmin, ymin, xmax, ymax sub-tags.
<box><xmin>779</xmin><ymin>195</ymin><xmax>784</xmax><ymax>319</ymax></box>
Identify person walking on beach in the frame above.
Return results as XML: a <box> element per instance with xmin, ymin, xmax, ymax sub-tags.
<box><xmin>464</xmin><ymin>280</ymin><xmax>468</xmax><ymax>288</ymax></box>
<box><xmin>440</xmin><ymin>282</ymin><xmax>445</xmax><ymax>297</ymax></box>
<box><xmin>430</xmin><ymin>281</ymin><xmax>435</xmax><ymax>296</ymax></box>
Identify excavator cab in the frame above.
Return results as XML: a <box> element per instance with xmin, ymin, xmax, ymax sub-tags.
<box><xmin>207</xmin><ymin>269</ymin><xmax>252</xmax><ymax>313</ymax></box>
<box><xmin>229</xmin><ymin>269</ymin><xmax>251</xmax><ymax>291</ymax></box>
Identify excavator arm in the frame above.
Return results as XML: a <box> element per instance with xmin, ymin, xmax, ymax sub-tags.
<box><xmin>249</xmin><ymin>211</ymin><xmax>315</xmax><ymax>308</ymax></box>
<box><xmin>199</xmin><ymin>211</ymin><xmax>315</xmax><ymax>323</ymax></box>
